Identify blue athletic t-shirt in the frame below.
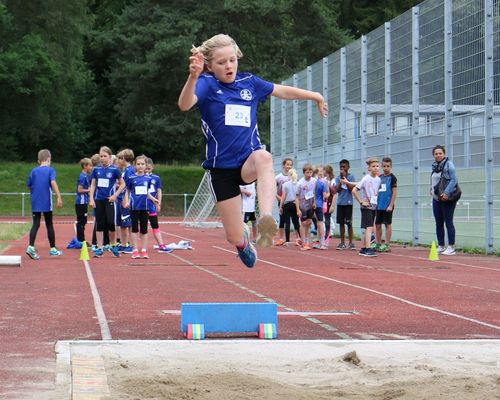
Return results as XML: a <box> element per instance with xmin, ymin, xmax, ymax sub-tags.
<box><xmin>377</xmin><ymin>173</ymin><xmax>398</xmax><ymax>210</ymax></box>
<box><xmin>147</xmin><ymin>173</ymin><xmax>163</xmax><ymax>214</ymax></box>
<box><xmin>75</xmin><ymin>172</ymin><xmax>89</xmax><ymax>205</ymax></box>
<box><xmin>195</xmin><ymin>72</ymin><xmax>274</xmax><ymax>169</ymax></box>
<box><xmin>315</xmin><ymin>179</ymin><xmax>326</xmax><ymax>208</ymax></box>
<box><xmin>127</xmin><ymin>174</ymin><xmax>151</xmax><ymax>211</ymax></box>
<box><xmin>90</xmin><ymin>165</ymin><xmax>122</xmax><ymax>201</ymax></box>
<box><xmin>117</xmin><ymin>165</ymin><xmax>135</xmax><ymax>201</ymax></box>
<box><xmin>334</xmin><ymin>173</ymin><xmax>356</xmax><ymax>205</ymax></box>
<box><xmin>27</xmin><ymin>166</ymin><xmax>56</xmax><ymax>212</ymax></box>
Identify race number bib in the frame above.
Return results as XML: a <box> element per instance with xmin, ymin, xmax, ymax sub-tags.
<box><xmin>379</xmin><ymin>184</ymin><xmax>387</xmax><ymax>192</ymax></box>
<box><xmin>97</xmin><ymin>178</ymin><xmax>110</xmax><ymax>188</ymax></box>
<box><xmin>225</xmin><ymin>104</ymin><xmax>251</xmax><ymax>127</ymax></box>
<box><xmin>370</xmin><ymin>195</ymin><xmax>378</xmax><ymax>206</ymax></box>
<box><xmin>135</xmin><ymin>186</ymin><xmax>148</xmax><ymax>195</ymax></box>
<box><xmin>305</xmin><ymin>191</ymin><xmax>314</xmax><ymax>200</ymax></box>
<box><xmin>148</xmin><ymin>185</ymin><xmax>156</xmax><ymax>194</ymax></box>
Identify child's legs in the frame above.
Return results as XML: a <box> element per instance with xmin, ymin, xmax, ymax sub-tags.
<box><xmin>95</xmin><ymin>200</ymin><xmax>108</xmax><ymax>246</ymax></box>
<box><xmin>360</xmin><ymin>209</ymin><xmax>375</xmax><ymax>248</ymax></box>
<box><xmin>29</xmin><ymin>212</ymin><xmax>42</xmax><ymax>246</ymax></box>
<box><xmin>324</xmin><ymin>211</ymin><xmax>331</xmax><ymax>239</ymax></box>
<box><xmin>104</xmin><ymin>202</ymin><xmax>117</xmax><ymax>243</ymax></box>
<box><xmin>216</xmin><ymin>195</ymin><xmax>246</xmax><ymax>246</ymax></box>
<box><xmin>278</xmin><ymin>210</ymin><xmax>285</xmax><ymax>239</ymax></box>
<box><xmin>375</xmin><ymin>224</ymin><xmax>383</xmax><ymax>243</ymax></box>
<box><xmin>282</xmin><ymin>204</ymin><xmax>292</xmax><ymax>242</ymax></box>
<box><xmin>364</xmin><ymin>226</ymin><xmax>373</xmax><ymax>248</ymax></box>
<box><xmin>75</xmin><ymin>204</ymin><xmax>88</xmax><ymax>242</ymax></box>
<box><xmin>139</xmin><ymin>211</ymin><xmax>149</xmax><ymax>249</ymax></box>
<box><xmin>148</xmin><ymin>214</ymin><xmax>163</xmax><ymax>245</ymax></box>
<box><xmin>241</xmin><ymin>150</ymin><xmax>275</xmax><ymax>215</ymax></box>
<box><xmin>385</xmin><ymin>224</ymin><xmax>392</xmax><ymax>243</ymax></box>
<box><xmin>130</xmin><ymin>210</ymin><xmax>140</xmax><ymax>249</ymax></box>
<box><xmin>43</xmin><ymin>212</ymin><xmax>56</xmax><ymax>248</ymax></box>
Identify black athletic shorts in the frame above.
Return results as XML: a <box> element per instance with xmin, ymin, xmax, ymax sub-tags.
<box><xmin>336</xmin><ymin>205</ymin><xmax>353</xmax><ymax>225</ymax></box>
<box><xmin>375</xmin><ymin>210</ymin><xmax>393</xmax><ymax>226</ymax></box>
<box><xmin>208</xmin><ymin>167</ymin><xmax>252</xmax><ymax>202</ymax></box>
<box><xmin>300</xmin><ymin>207</ymin><xmax>314</xmax><ymax>221</ymax></box>
<box><xmin>360</xmin><ymin>208</ymin><xmax>376</xmax><ymax>229</ymax></box>
<box><xmin>243</xmin><ymin>212</ymin><xmax>256</xmax><ymax>223</ymax></box>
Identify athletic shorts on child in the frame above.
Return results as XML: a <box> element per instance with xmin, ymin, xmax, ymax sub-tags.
<box><xmin>27</xmin><ymin>166</ymin><xmax>56</xmax><ymax>212</ymax></box>
<box><xmin>360</xmin><ymin>208</ymin><xmax>376</xmax><ymax>229</ymax></box>
<box><xmin>375</xmin><ymin>210</ymin><xmax>393</xmax><ymax>226</ymax></box>
<box><xmin>336</xmin><ymin>205</ymin><xmax>353</xmax><ymax>225</ymax></box>
<box><xmin>243</xmin><ymin>212</ymin><xmax>256</xmax><ymax>223</ymax></box>
<box><xmin>300</xmin><ymin>207</ymin><xmax>315</xmax><ymax>221</ymax></box>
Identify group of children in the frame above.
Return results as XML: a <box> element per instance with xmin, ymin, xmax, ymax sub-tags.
<box><xmin>25</xmin><ymin>147</ymin><xmax>172</xmax><ymax>260</ymax></box>
<box><xmin>269</xmin><ymin>156</ymin><xmax>397</xmax><ymax>257</ymax></box>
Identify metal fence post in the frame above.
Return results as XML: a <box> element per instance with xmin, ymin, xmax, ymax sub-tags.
<box><xmin>384</xmin><ymin>22</ymin><xmax>392</xmax><ymax>157</ymax></box>
<box><xmin>340</xmin><ymin>48</ymin><xmax>347</xmax><ymax>159</ymax></box>
<box><xmin>412</xmin><ymin>6</ymin><xmax>420</xmax><ymax>246</ymax></box>
<box><xmin>22</xmin><ymin>192</ymin><xmax>25</xmax><ymax>217</ymax></box>
<box><xmin>484</xmin><ymin>0</ymin><xmax>494</xmax><ymax>254</ymax></box>
<box><xmin>360</xmin><ymin>35</ymin><xmax>368</xmax><ymax>166</ymax></box>
<box><xmin>293</xmin><ymin>74</ymin><xmax>299</xmax><ymax>166</ymax></box>
<box><xmin>307</xmin><ymin>66</ymin><xmax>313</xmax><ymax>160</ymax></box>
<box><xmin>322</xmin><ymin>57</ymin><xmax>329</xmax><ymax>164</ymax></box>
<box><xmin>444</xmin><ymin>0</ymin><xmax>453</xmax><ymax>159</ymax></box>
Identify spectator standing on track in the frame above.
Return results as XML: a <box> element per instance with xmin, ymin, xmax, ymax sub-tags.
<box><xmin>352</xmin><ymin>157</ymin><xmax>381</xmax><ymax>257</ymax></box>
<box><xmin>74</xmin><ymin>158</ymin><xmax>92</xmax><ymax>245</ymax></box>
<box><xmin>373</xmin><ymin>157</ymin><xmax>397</xmax><ymax>252</ymax></box>
<box><xmin>323</xmin><ymin>164</ymin><xmax>337</xmax><ymax>246</ymax></box>
<box><xmin>124</xmin><ymin>155</ymin><xmax>159</xmax><ymax>259</ymax></box>
<box><xmin>178</xmin><ymin>33</ymin><xmax>327</xmax><ymax>268</ymax></box>
<box><xmin>279</xmin><ymin>168</ymin><xmax>301</xmax><ymax>245</ymax></box>
<box><xmin>431</xmin><ymin>145</ymin><xmax>459</xmax><ymax>256</ymax></box>
<box><xmin>240</xmin><ymin>182</ymin><xmax>258</xmax><ymax>243</ymax></box>
<box><xmin>145</xmin><ymin>157</ymin><xmax>172</xmax><ymax>253</ymax></box>
<box><xmin>275</xmin><ymin>158</ymin><xmax>293</xmax><ymax>246</ymax></box>
<box><xmin>334</xmin><ymin>159</ymin><xmax>356</xmax><ymax>250</ymax></box>
<box><xmin>25</xmin><ymin>149</ymin><xmax>63</xmax><ymax>260</ymax></box>
<box><xmin>296</xmin><ymin>163</ymin><xmax>317</xmax><ymax>251</ymax></box>
<box><xmin>89</xmin><ymin>146</ymin><xmax>125</xmax><ymax>258</ymax></box>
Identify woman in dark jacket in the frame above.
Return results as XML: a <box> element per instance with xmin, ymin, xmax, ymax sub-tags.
<box><xmin>430</xmin><ymin>145</ymin><xmax>458</xmax><ymax>256</ymax></box>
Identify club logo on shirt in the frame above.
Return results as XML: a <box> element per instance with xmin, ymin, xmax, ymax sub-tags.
<box><xmin>106</xmin><ymin>173</ymin><xmax>113</xmax><ymax>178</ymax></box>
<box><xmin>240</xmin><ymin>89</ymin><xmax>252</xmax><ymax>101</ymax></box>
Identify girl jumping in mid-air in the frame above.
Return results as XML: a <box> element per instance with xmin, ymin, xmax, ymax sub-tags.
<box><xmin>178</xmin><ymin>34</ymin><xmax>327</xmax><ymax>268</ymax></box>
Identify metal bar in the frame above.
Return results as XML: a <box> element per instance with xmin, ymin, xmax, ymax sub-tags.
<box><xmin>412</xmin><ymin>6</ymin><xmax>420</xmax><ymax>246</ymax></box>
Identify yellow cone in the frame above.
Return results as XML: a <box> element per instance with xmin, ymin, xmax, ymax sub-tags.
<box><xmin>428</xmin><ymin>241</ymin><xmax>439</xmax><ymax>261</ymax></box>
<box><xmin>79</xmin><ymin>242</ymin><xmax>90</xmax><ymax>261</ymax></box>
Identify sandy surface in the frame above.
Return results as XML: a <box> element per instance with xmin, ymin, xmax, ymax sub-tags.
<box><xmin>62</xmin><ymin>340</ymin><xmax>500</xmax><ymax>400</ymax></box>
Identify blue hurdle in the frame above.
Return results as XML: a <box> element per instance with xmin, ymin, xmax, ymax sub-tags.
<box><xmin>180</xmin><ymin>302</ymin><xmax>278</xmax><ymax>340</ymax></box>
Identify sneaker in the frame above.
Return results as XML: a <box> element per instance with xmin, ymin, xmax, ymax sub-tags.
<box><xmin>437</xmin><ymin>246</ymin><xmax>445</xmax><ymax>254</ymax></box>
<box><xmin>300</xmin><ymin>244</ymin><xmax>311</xmax><ymax>251</ymax></box>
<box><xmin>121</xmin><ymin>245</ymin><xmax>134</xmax><ymax>254</ymax></box>
<box><xmin>132</xmin><ymin>250</ymin><xmax>140</xmax><ymax>259</ymax></box>
<box><xmin>93</xmin><ymin>248</ymin><xmax>104</xmax><ymax>258</ymax></box>
<box><xmin>256</xmin><ymin>214</ymin><xmax>278</xmax><ymax>248</ymax></box>
<box><xmin>49</xmin><ymin>247</ymin><xmax>63</xmax><ymax>256</ymax></box>
<box><xmin>25</xmin><ymin>245</ymin><xmax>40</xmax><ymax>260</ymax></box>
<box><xmin>319</xmin><ymin>245</ymin><xmax>328</xmax><ymax>250</ymax></box>
<box><xmin>110</xmin><ymin>245</ymin><xmax>120</xmax><ymax>258</ymax></box>
<box><xmin>442</xmin><ymin>246</ymin><xmax>456</xmax><ymax>256</ymax></box>
<box><xmin>364</xmin><ymin>248</ymin><xmax>378</xmax><ymax>257</ymax></box>
<box><xmin>236</xmin><ymin>226</ymin><xmax>257</xmax><ymax>268</ymax></box>
<box><xmin>370</xmin><ymin>242</ymin><xmax>380</xmax><ymax>250</ymax></box>
<box><xmin>370</xmin><ymin>233</ymin><xmax>376</xmax><ymax>244</ymax></box>
<box><xmin>103</xmin><ymin>244</ymin><xmax>111</xmax><ymax>252</ymax></box>
<box><xmin>312</xmin><ymin>243</ymin><xmax>321</xmax><ymax>249</ymax></box>
<box><xmin>274</xmin><ymin>238</ymin><xmax>285</xmax><ymax>246</ymax></box>
<box><xmin>378</xmin><ymin>243</ymin><xmax>389</xmax><ymax>252</ymax></box>
<box><xmin>336</xmin><ymin>242</ymin><xmax>346</xmax><ymax>250</ymax></box>
<box><xmin>158</xmin><ymin>244</ymin><xmax>173</xmax><ymax>253</ymax></box>
<box><xmin>91</xmin><ymin>244</ymin><xmax>98</xmax><ymax>252</ymax></box>
<box><xmin>295</xmin><ymin>238</ymin><xmax>303</xmax><ymax>247</ymax></box>
<box><xmin>348</xmin><ymin>242</ymin><xmax>356</xmax><ymax>250</ymax></box>
<box><xmin>141</xmin><ymin>250</ymin><xmax>149</xmax><ymax>259</ymax></box>
<box><xmin>358</xmin><ymin>247</ymin><xmax>367</xmax><ymax>256</ymax></box>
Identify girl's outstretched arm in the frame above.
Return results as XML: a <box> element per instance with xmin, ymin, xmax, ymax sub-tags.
<box><xmin>271</xmin><ymin>84</ymin><xmax>328</xmax><ymax>117</ymax></box>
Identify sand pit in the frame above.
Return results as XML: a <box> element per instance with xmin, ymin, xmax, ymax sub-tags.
<box><xmin>62</xmin><ymin>340</ymin><xmax>500</xmax><ymax>399</ymax></box>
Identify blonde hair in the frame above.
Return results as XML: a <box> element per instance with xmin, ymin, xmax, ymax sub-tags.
<box><xmin>117</xmin><ymin>148</ymin><xmax>135</xmax><ymax>163</ymax></box>
<box><xmin>288</xmin><ymin>168</ymin><xmax>298</xmax><ymax>183</ymax></box>
<box><xmin>324</xmin><ymin>164</ymin><xmax>334</xmax><ymax>179</ymax></box>
<box><xmin>366</xmin><ymin>157</ymin><xmax>379</xmax><ymax>166</ymax></box>
<box><xmin>37</xmin><ymin>149</ymin><xmax>51</xmax><ymax>162</ymax></box>
<box><xmin>193</xmin><ymin>34</ymin><xmax>243</xmax><ymax>70</ymax></box>
<box><xmin>99</xmin><ymin>146</ymin><xmax>112</xmax><ymax>156</ymax></box>
<box><xmin>80</xmin><ymin>158</ymin><xmax>91</xmax><ymax>169</ymax></box>
<box><xmin>90</xmin><ymin>153</ymin><xmax>100</xmax><ymax>166</ymax></box>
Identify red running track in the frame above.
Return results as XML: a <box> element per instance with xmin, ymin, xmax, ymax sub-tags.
<box><xmin>0</xmin><ymin>218</ymin><xmax>499</xmax><ymax>398</ymax></box>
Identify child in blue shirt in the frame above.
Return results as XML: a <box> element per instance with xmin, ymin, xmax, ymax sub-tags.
<box><xmin>374</xmin><ymin>157</ymin><xmax>398</xmax><ymax>252</ymax></box>
<box><xmin>74</xmin><ymin>158</ymin><xmax>92</xmax><ymax>245</ymax></box>
<box><xmin>124</xmin><ymin>155</ymin><xmax>159</xmax><ymax>259</ymax></box>
<box><xmin>178</xmin><ymin>34</ymin><xmax>327</xmax><ymax>268</ymax></box>
<box><xmin>25</xmin><ymin>149</ymin><xmax>63</xmax><ymax>260</ymax></box>
<box><xmin>334</xmin><ymin>159</ymin><xmax>356</xmax><ymax>250</ymax></box>
<box><xmin>89</xmin><ymin>146</ymin><xmax>125</xmax><ymax>258</ymax></box>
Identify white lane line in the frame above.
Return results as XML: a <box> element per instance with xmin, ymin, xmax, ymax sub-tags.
<box><xmin>83</xmin><ymin>260</ymin><xmax>112</xmax><ymax>340</ymax></box>
<box><xmin>214</xmin><ymin>246</ymin><xmax>500</xmax><ymax>331</ymax></box>
<box><xmin>275</xmin><ymin>246</ymin><xmax>500</xmax><ymax>293</ymax></box>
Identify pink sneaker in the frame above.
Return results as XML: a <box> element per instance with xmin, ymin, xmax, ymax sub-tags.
<box><xmin>131</xmin><ymin>250</ymin><xmax>140</xmax><ymax>259</ymax></box>
<box><xmin>141</xmin><ymin>250</ymin><xmax>149</xmax><ymax>259</ymax></box>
